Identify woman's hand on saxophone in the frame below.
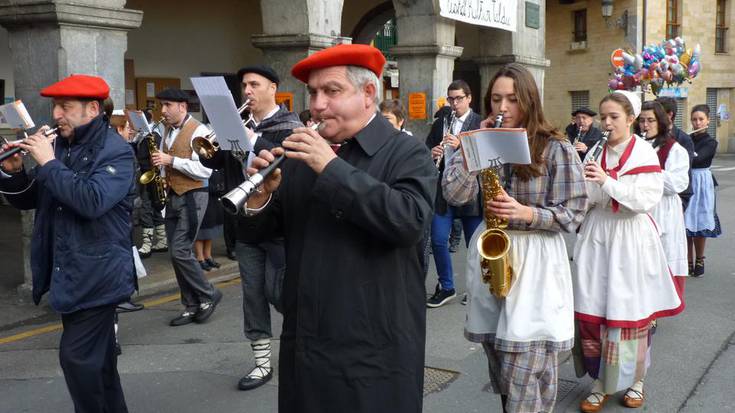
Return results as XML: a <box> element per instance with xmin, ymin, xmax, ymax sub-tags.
<box><xmin>486</xmin><ymin>187</ymin><xmax>534</xmax><ymax>224</ymax></box>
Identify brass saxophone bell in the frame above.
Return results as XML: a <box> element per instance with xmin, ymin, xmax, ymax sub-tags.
<box><xmin>139</xmin><ymin>169</ymin><xmax>156</xmax><ymax>185</ymax></box>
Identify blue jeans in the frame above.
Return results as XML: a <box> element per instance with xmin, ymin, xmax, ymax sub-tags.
<box><xmin>430</xmin><ymin>209</ymin><xmax>483</xmax><ymax>291</ymax></box>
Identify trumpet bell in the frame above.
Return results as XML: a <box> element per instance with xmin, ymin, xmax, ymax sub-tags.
<box><xmin>139</xmin><ymin>170</ymin><xmax>156</xmax><ymax>185</ymax></box>
<box><xmin>192</xmin><ymin>136</ymin><xmax>218</xmax><ymax>159</ymax></box>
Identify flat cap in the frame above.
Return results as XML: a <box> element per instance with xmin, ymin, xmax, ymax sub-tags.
<box><xmin>156</xmin><ymin>88</ymin><xmax>189</xmax><ymax>103</ymax></box>
<box><xmin>571</xmin><ymin>107</ymin><xmax>597</xmax><ymax>117</ymax></box>
<box><xmin>40</xmin><ymin>74</ymin><xmax>110</xmax><ymax>100</ymax></box>
<box><xmin>291</xmin><ymin>44</ymin><xmax>386</xmax><ymax>84</ymax></box>
<box><xmin>237</xmin><ymin>65</ymin><xmax>280</xmax><ymax>85</ymax></box>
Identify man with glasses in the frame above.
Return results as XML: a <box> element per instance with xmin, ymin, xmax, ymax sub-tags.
<box><xmin>425</xmin><ymin>80</ymin><xmax>483</xmax><ymax>308</ymax></box>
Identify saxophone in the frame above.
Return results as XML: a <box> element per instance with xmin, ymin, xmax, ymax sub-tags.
<box><xmin>477</xmin><ymin>113</ymin><xmax>513</xmax><ymax>298</ymax></box>
<box><xmin>138</xmin><ymin>121</ymin><xmax>167</xmax><ymax>210</ymax></box>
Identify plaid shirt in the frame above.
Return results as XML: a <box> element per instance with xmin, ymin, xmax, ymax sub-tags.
<box><xmin>442</xmin><ymin>138</ymin><xmax>588</xmax><ymax>232</ymax></box>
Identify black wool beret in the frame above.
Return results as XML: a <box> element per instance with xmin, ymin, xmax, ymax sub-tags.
<box><xmin>237</xmin><ymin>65</ymin><xmax>280</xmax><ymax>85</ymax></box>
<box><xmin>156</xmin><ymin>88</ymin><xmax>190</xmax><ymax>103</ymax></box>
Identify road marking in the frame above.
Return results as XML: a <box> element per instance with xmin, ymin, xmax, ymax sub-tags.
<box><xmin>711</xmin><ymin>166</ymin><xmax>735</xmax><ymax>172</ymax></box>
<box><xmin>0</xmin><ymin>277</ymin><xmax>242</xmax><ymax>346</ymax></box>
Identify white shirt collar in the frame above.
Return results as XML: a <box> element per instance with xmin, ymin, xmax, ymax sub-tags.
<box><xmin>252</xmin><ymin>105</ymin><xmax>280</xmax><ymax>127</ymax></box>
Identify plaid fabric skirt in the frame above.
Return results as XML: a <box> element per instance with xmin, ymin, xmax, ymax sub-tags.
<box><xmin>573</xmin><ymin>320</ymin><xmax>652</xmax><ymax>394</ymax></box>
<box><xmin>482</xmin><ymin>343</ymin><xmax>561</xmax><ymax>413</ymax></box>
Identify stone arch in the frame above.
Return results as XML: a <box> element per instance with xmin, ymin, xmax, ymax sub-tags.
<box><xmin>350</xmin><ymin>1</ymin><xmax>394</xmax><ymax>45</ymax></box>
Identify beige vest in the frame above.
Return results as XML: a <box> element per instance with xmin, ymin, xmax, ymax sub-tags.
<box><xmin>163</xmin><ymin>117</ymin><xmax>204</xmax><ymax>196</ymax></box>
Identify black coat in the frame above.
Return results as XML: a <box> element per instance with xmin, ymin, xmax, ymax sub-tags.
<box><xmin>425</xmin><ymin>110</ymin><xmax>482</xmax><ymax>216</ymax></box>
<box><xmin>199</xmin><ymin>106</ymin><xmax>300</xmax><ymax>243</ymax></box>
<box><xmin>246</xmin><ymin>114</ymin><xmax>437</xmax><ymax>413</ymax></box>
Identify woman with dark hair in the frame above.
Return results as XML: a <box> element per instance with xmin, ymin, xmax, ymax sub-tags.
<box><xmin>685</xmin><ymin>104</ymin><xmax>721</xmax><ymax>276</ymax></box>
<box><xmin>637</xmin><ymin>101</ymin><xmax>689</xmax><ymax>294</ymax></box>
<box><xmin>443</xmin><ymin>63</ymin><xmax>587</xmax><ymax>412</ymax></box>
<box><xmin>574</xmin><ymin>92</ymin><xmax>683</xmax><ymax>412</ymax></box>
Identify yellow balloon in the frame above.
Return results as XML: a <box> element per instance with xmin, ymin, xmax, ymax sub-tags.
<box><xmin>680</xmin><ymin>52</ymin><xmax>691</xmax><ymax>67</ymax></box>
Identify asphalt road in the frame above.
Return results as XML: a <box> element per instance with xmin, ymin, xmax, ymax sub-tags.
<box><xmin>1</xmin><ymin>155</ymin><xmax>734</xmax><ymax>413</ymax></box>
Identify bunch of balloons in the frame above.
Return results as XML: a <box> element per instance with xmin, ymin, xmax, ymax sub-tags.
<box><xmin>608</xmin><ymin>37</ymin><xmax>702</xmax><ymax>95</ymax></box>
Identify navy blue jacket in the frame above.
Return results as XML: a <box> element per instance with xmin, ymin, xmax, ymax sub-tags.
<box><xmin>0</xmin><ymin>115</ymin><xmax>136</xmax><ymax>313</ymax></box>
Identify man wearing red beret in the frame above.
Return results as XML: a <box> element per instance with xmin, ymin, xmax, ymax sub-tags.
<box><xmin>244</xmin><ymin>44</ymin><xmax>438</xmax><ymax>412</ymax></box>
<box><xmin>0</xmin><ymin>74</ymin><xmax>135</xmax><ymax>412</ymax></box>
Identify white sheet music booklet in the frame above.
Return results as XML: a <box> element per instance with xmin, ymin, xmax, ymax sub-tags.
<box><xmin>0</xmin><ymin>100</ymin><xmax>35</xmax><ymax>130</ymax></box>
<box><xmin>459</xmin><ymin>128</ymin><xmax>531</xmax><ymax>172</ymax></box>
<box><xmin>190</xmin><ymin>76</ymin><xmax>250</xmax><ymax>152</ymax></box>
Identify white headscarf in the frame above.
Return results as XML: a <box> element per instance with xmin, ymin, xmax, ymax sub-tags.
<box><xmin>613</xmin><ymin>90</ymin><xmax>642</xmax><ymax>118</ymax></box>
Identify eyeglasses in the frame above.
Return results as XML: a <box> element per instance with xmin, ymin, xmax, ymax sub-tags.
<box><xmin>446</xmin><ymin>95</ymin><xmax>467</xmax><ymax>104</ymax></box>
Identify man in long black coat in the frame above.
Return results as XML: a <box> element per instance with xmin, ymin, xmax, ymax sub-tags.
<box><xmin>243</xmin><ymin>44</ymin><xmax>437</xmax><ymax>412</ymax></box>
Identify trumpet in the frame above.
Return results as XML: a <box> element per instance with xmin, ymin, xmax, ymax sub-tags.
<box><xmin>0</xmin><ymin>126</ymin><xmax>59</xmax><ymax>163</ymax></box>
<box><xmin>221</xmin><ymin>122</ymin><xmax>322</xmax><ymax>215</ymax></box>
<box><xmin>192</xmin><ymin>99</ymin><xmax>251</xmax><ymax>159</ymax></box>
<box><xmin>435</xmin><ymin>111</ymin><xmax>457</xmax><ymax>168</ymax></box>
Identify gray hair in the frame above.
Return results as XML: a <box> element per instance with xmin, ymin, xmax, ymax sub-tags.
<box><xmin>346</xmin><ymin>65</ymin><xmax>380</xmax><ymax>105</ymax></box>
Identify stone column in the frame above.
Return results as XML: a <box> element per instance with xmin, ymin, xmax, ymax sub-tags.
<box><xmin>475</xmin><ymin>0</ymin><xmax>549</xmax><ymax>114</ymax></box>
<box><xmin>253</xmin><ymin>0</ymin><xmax>349</xmax><ymax>114</ymax></box>
<box><xmin>391</xmin><ymin>2</ymin><xmax>462</xmax><ymax>139</ymax></box>
<box><xmin>0</xmin><ymin>0</ymin><xmax>142</xmax><ymax>297</ymax></box>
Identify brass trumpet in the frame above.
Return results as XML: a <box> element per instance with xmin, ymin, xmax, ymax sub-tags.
<box><xmin>192</xmin><ymin>99</ymin><xmax>251</xmax><ymax>159</ymax></box>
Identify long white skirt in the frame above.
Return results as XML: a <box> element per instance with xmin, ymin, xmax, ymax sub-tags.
<box><xmin>465</xmin><ymin>227</ymin><xmax>574</xmax><ymax>350</ymax></box>
<box><xmin>573</xmin><ymin>207</ymin><xmax>682</xmax><ymax>327</ymax></box>
<box><xmin>650</xmin><ymin>193</ymin><xmax>689</xmax><ymax>277</ymax></box>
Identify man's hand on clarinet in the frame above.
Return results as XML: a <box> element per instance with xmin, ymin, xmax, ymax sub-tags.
<box><xmin>431</xmin><ymin>144</ymin><xmax>443</xmax><ymax>160</ymax></box>
<box><xmin>1</xmin><ymin>142</ymin><xmax>23</xmax><ymax>173</ymax></box>
<box><xmin>282</xmin><ymin>126</ymin><xmax>337</xmax><ymax>174</ymax></box>
<box><xmin>18</xmin><ymin>126</ymin><xmax>57</xmax><ymax>167</ymax></box>
<box><xmin>442</xmin><ymin>133</ymin><xmax>460</xmax><ymax>149</ymax></box>
<box><xmin>246</xmin><ymin>147</ymin><xmax>284</xmax><ymax>208</ymax></box>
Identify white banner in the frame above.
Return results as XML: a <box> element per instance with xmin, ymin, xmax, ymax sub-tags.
<box><xmin>439</xmin><ymin>0</ymin><xmax>517</xmax><ymax>32</ymax></box>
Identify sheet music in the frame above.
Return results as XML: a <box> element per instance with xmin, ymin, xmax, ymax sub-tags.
<box><xmin>0</xmin><ymin>100</ymin><xmax>35</xmax><ymax>129</ymax></box>
<box><xmin>190</xmin><ymin>76</ymin><xmax>250</xmax><ymax>152</ymax></box>
<box><xmin>460</xmin><ymin>128</ymin><xmax>531</xmax><ymax>172</ymax></box>
<box><xmin>125</xmin><ymin>110</ymin><xmax>151</xmax><ymax>134</ymax></box>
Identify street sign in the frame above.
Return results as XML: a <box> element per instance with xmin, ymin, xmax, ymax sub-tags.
<box><xmin>611</xmin><ymin>49</ymin><xmax>625</xmax><ymax>68</ymax></box>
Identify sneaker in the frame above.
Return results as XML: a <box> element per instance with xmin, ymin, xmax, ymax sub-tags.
<box><xmin>170</xmin><ymin>310</ymin><xmax>197</xmax><ymax>327</ymax></box>
<box><xmin>205</xmin><ymin>258</ymin><xmax>221</xmax><ymax>269</ymax></box>
<box><xmin>460</xmin><ymin>293</ymin><xmax>468</xmax><ymax>305</ymax></box>
<box><xmin>427</xmin><ymin>287</ymin><xmax>456</xmax><ymax>308</ymax></box>
<box><xmin>194</xmin><ymin>289</ymin><xmax>223</xmax><ymax>323</ymax></box>
<box><xmin>199</xmin><ymin>260</ymin><xmax>212</xmax><ymax>271</ymax></box>
<box><xmin>693</xmin><ymin>257</ymin><xmax>705</xmax><ymax>277</ymax></box>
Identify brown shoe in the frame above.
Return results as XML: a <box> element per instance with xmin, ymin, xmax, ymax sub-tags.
<box><xmin>622</xmin><ymin>388</ymin><xmax>644</xmax><ymax>408</ymax></box>
<box><xmin>580</xmin><ymin>392</ymin><xmax>609</xmax><ymax>413</ymax></box>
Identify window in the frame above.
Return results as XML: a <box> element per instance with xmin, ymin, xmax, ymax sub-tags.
<box><xmin>666</xmin><ymin>0</ymin><xmax>681</xmax><ymax>39</ymax></box>
<box><xmin>373</xmin><ymin>19</ymin><xmax>397</xmax><ymax>60</ymax></box>
<box><xmin>573</xmin><ymin>9</ymin><xmax>587</xmax><ymax>42</ymax></box>
<box><xmin>674</xmin><ymin>99</ymin><xmax>686</xmax><ymax>129</ymax></box>
<box><xmin>716</xmin><ymin>0</ymin><xmax>728</xmax><ymax>53</ymax></box>
<box><xmin>570</xmin><ymin>91</ymin><xmax>590</xmax><ymax>114</ymax></box>
<box><xmin>706</xmin><ymin>88</ymin><xmax>718</xmax><ymax>139</ymax></box>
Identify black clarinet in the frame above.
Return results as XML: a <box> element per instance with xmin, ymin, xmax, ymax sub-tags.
<box><xmin>589</xmin><ymin>130</ymin><xmax>610</xmax><ymax>162</ymax></box>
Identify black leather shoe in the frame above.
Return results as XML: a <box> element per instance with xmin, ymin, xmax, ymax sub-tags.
<box><xmin>199</xmin><ymin>260</ymin><xmax>212</xmax><ymax>271</ymax></box>
<box><xmin>227</xmin><ymin>250</ymin><xmax>237</xmax><ymax>260</ymax></box>
<box><xmin>194</xmin><ymin>289</ymin><xmax>223</xmax><ymax>323</ymax></box>
<box><xmin>238</xmin><ymin>369</ymin><xmax>273</xmax><ymax>391</ymax></box>
<box><xmin>170</xmin><ymin>310</ymin><xmax>197</xmax><ymax>326</ymax></box>
<box><xmin>116</xmin><ymin>301</ymin><xmax>144</xmax><ymax>313</ymax></box>
<box><xmin>206</xmin><ymin>258</ymin><xmax>221</xmax><ymax>269</ymax></box>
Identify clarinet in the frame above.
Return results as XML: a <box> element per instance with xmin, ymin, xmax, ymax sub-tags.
<box><xmin>589</xmin><ymin>130</ymin><xmax>610</xmax><ymax>163</ymax></box>
<box><xmin>435</xmin><ymin>111</ymin><xmax>457</xmax><ymax>168</ymax></box>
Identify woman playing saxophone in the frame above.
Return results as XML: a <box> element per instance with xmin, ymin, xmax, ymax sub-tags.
<box><xmin>441</xmin><ymin>63</ymin><xmax>587</xmax><ymax>413</ymax></box>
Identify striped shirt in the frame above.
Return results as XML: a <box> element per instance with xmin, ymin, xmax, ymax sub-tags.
<box><xmin>442</xmin><ymin>138</ymin><xmax>588</xmax><ymax>232</ymax></box>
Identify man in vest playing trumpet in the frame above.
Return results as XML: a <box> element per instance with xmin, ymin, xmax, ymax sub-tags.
<box><xmin>153</xmin><ymin>88</ymin><xmax>222</xmax><ymax>326</ymax></box>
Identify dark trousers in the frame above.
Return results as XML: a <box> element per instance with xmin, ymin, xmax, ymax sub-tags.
<box><xmin>60</xmin><ymin>305</ymin><xmax>128</xmax><ymax>413</ymax></box>
<box><xmin>223</xmin><ymin>213</ymin><xmax>237</xmax><ymax>254</ymax></box>
<box><xmin>236</xmin><ymin>240</ymin><xmax>285</xmax><ymax>340</ymax></box>
<box><xmin>138</xmin><ymin>184</ymin><xmax>164</xmax><ymax>229</ymax></box>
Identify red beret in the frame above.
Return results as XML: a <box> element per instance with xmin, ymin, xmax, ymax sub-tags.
<box><xmin>40</xmin><ymin>74</ymin><xmax>110</xmax><ymax>100</ymax></box>
<box><xmin>291</xmin><ymin>44</ymin><xmax>386</xmax><ymax>84</ymax></box>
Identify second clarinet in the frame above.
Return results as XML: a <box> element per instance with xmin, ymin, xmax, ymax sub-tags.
<box><xmin>435</xmin><ymin>111</ymin><xmax>457</xmax><ymax>168</ymax></box>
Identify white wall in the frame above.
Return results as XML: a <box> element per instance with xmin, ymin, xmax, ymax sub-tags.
<box><xmin>126</xmin><ymin>0</ymin><xmax>264</xmax><ymax>92</ymax></box>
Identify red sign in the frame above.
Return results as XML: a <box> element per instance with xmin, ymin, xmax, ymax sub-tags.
<box><xmin>611</xmin><ymin>49</ymin><xmax>625</xmax><ymax>68</ymax></box>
